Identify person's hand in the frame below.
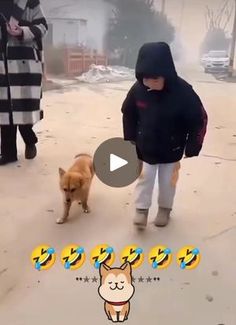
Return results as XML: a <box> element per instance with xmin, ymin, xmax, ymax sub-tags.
<box><xmin>7</xmin><ymin>23</ymin><xmax>23</xmax><ymax>37</ymax></box>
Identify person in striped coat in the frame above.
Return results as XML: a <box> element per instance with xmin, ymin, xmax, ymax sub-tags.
<box><xmin>0</xmin><ymin>0</ymin><xmax>48</xmax><ymax>165</ymax></box>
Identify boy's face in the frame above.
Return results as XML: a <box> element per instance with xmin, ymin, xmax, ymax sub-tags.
<box><xmin>143</xmin><ymin>77</ymin><xmax>165</xmax><ymax>91</ymax></box>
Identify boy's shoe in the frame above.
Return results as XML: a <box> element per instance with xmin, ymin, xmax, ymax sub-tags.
<box><xmin>154</xmin><ymin>207</ymin><xmax>171</xmax><ymax>227</ymax></box>
<box><xmin>134</xmin><ymin>209</ymin><xmax>149</xmax><ymax>229</ymax></box>
<box><xmin>0</xmin><ymin>156</ymin><xmax>17</xmax><ymax>165</ymax></box>
<box><xmin>25</xmin><ymin>144</ymin><xmax>37</xmax><ymax>160</ymax></box>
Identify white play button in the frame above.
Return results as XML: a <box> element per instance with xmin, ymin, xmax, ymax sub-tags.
<box><xmin>110</xmin><ymin>154</ymin><xmax>128</xmax><ymax>172</ymax></box>
<box><xmin>93</xmin><ymin>138</ymin><xmax>142</xmax><ymax>188</ymax></box>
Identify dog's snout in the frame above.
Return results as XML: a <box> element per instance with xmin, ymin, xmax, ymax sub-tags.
<box><xmin>66</xmin><ymin>198</ymin><xmax>71</xmax><ymax>203</ymax></box>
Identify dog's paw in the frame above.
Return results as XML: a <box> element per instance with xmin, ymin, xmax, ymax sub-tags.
<box><xmin>56</xmin><ymin>218</ymin><xmax>65</xmax><ymax>224</ymax></box>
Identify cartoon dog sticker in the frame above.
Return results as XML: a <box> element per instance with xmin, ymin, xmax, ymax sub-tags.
<box><xmin>98</xmin><ymin>262</ymin><xmax>135</xmax><ymax>322</ymax></box>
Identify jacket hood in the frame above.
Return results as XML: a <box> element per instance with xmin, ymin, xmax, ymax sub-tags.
<box><xmin>135</xmin><ymin>42</ymin><xmax>178</xmax><ymax>85</ymax></box>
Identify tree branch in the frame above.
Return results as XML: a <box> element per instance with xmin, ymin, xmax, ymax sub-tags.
<box><xmin>215</xmin><ymin>0</ymin><xmax>229</xmax><ymax>29</ymax></box>
<box><xmin>222</xmin><ymin>3</ymin><xmax>233</xmax><ymax>31</ymax></box>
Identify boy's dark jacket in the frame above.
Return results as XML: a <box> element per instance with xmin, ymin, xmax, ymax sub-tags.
<box><xmin>122</xmin><ymin>42</ymin><xmax>208</xmax><ymax>164</ymax></box>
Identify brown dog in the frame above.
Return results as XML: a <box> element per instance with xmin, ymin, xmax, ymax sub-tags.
<box><xmin>57</xmin><ymin>154</ymin><xmax>94</xmax><ymax>224</ymax></box>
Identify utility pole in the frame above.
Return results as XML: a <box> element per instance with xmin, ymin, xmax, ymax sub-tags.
<box><xmin>161</xmin><ymin>0</ymin><xmax>166</xmax><ymax>15</ymax></box>
<box><xmin>228</xmin><ymin>0</ymin><xmax>236</xmax><ymax>77</ymax></box>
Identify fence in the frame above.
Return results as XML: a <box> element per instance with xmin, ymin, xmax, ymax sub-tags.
<box><xmin>64</xmin><ymin>48</ymin><xmax>108</xmax><ymax>76</ymax></box>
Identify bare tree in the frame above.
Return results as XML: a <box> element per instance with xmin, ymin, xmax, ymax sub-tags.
<box><xmin>205</xmin><ymin>0</ymin><xmax>233</xmax><ymax>32</ymax></box>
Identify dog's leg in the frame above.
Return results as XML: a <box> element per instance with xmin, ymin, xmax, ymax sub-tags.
<box><xmin>81</xmin><ymin>199</ymin><xmax>90</xmax><ymax>213</ymax></box>
<box><xmin>56</xmin><ymin>202</ymin><xmax>71</xmax><ymax>224</ymax></box>
<box><xmin>124</xmin><ymin>304</ymin><xmax>130</xmax><ymax>321</ymax></box>
<box><xmin>111</xmin><ymin>313</ymin><xmax>118</xmax><ymax>323</ymax></box>
<box><xmin>80</xmin><ymin>186</ymin><xmax>91</xmax><ymax>213</ymax></box>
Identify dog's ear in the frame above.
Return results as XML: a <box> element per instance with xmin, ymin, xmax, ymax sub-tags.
<box><xmin>59</xmin><ymin>168</ymin><xmax>66</xmax><ymax>177</ymax></box>
<box><xmin>99</xmin><ymin>263</ymin><xmax>111</xmax><ymax>277</ymax></box>
<box><xmin>121</xmin><ymin>262</ymin><xmax>132</xmax><ymax>274</ymax></box>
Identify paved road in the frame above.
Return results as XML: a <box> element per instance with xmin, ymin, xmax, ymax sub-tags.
<box><xmin>0</xmin><ymin>68</ymin><xmax>236</xmax><ymax>325</ymax></box>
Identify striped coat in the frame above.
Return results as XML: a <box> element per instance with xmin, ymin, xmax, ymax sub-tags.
<box><xmin>0</xmin><ymin>0</ymin><xmax>48</xmax><ymax>126</ymax></box>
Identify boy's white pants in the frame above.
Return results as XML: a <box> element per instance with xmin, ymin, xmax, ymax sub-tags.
<box><xmin>135</xmin><ymin>161</ymin><xmax>180</xmax><ymax>210</ymax></box>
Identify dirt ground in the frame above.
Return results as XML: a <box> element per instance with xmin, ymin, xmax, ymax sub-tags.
<box><xmin>0</xmin><ymin>66</ymin><xmax>236</xmax><ymax>325</ymax></box>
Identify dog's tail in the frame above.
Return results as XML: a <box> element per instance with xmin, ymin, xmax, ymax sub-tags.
<box><xmin>74</xmin><ymin>153</ymin><xmax>92</xmax><ymax>159</ymax></box>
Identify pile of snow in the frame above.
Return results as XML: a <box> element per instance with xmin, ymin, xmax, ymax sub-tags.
<box><xmin>76</xmin><ymin>65</ymin><xmax>135</xmax><ymax>83</ymax></box>
<box><xmin>48</xmin><ymin>78</ymin><xmax>77</xmax><ymax>87</ymax></box>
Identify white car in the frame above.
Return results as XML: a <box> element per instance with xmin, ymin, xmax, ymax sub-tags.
<box><xmin>203</xmin><ymin>50</ymin><xmax>229</xmax><ymax>73</ymax></box>
<box><xmin>200</xmin><ymin>53</ymin><xmax>209</xmax><ymax>66</ymax></box>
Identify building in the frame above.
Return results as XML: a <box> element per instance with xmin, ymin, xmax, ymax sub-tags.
<box><xmin>45</xmin><ymin>17</ymin><xmax>88</xmax><ymax>48</ymax></box>
<box><xmin>41</xmin><ymin>0</ymin><xmax>113</xmax><ymax>52</ymax></box>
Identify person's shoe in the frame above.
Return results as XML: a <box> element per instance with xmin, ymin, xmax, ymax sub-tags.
<box><xmin>154</xmin><ymin>207</ymin><xmax>171</xmax><ymax>227</ymax></box>
<box><xmin>133</xmin><ymin>209</ymin><xmax>149</xmax><ymax>229</ymax></box>
<box><xmin>0</xmin><ymin>156</ymin><xmax>17</xmax><ymax>166</ymax></box>
<box><xmin>25</xmin><ymin>144</ymin><xmax>37</xmax><ymax>160</ymax></box>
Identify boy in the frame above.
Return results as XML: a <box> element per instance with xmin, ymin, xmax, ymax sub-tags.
<box><xmin>122</xmin><ymin>42</ymin><xmax>208</xmax><ymax>228</ymax></box>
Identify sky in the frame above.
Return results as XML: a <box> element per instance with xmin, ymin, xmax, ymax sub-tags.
<box><xmin>154</xmin><ymin>0</ymin><xmax>235</xmax><ymax>61</ymax></box>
